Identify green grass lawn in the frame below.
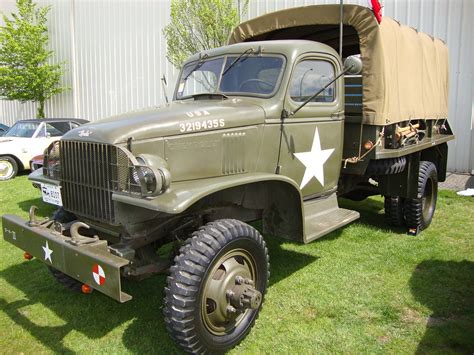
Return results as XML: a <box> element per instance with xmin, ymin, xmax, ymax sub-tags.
<box><xmin>1</xmin><ymin>175</ymin><xmax>473</xmax><ymax>354</ymax></box>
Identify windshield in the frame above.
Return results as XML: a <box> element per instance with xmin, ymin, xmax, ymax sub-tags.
<box><xmin>4</xmin><ymin>122</ymin><xmax>40</xmax><ymax>138</ymax></box>
<box><xmin>176</xmin><ymin>54</ymin><xmax>285</xmax><ymax>99</ymax></box>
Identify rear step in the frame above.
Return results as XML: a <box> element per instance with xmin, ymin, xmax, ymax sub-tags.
<box><xmin>303</xmin><ymin>193</ymin><xmax>360</xmax><ymax>243</ymax></box>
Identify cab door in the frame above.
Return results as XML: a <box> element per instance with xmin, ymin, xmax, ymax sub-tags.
<box><xmin>278</xmin><ymin>54</ymin><xmax>344</xmax><ymax>199</ymax></box>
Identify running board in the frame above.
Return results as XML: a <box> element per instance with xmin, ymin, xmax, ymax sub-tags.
<box><xmin>303</xmin><ymin>193</ymin><xmax>360</xmax><ymax>243</ymax></box>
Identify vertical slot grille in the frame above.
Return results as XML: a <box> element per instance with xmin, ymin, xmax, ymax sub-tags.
<box><xmin>222</xmin><ymin>132</ymin><xmax>246</xmax><ymax>174</ymax></box>
<box><xmin>60</xmin><ymin>141</ymin><xmax>117</xmax><ymax>223</ymax></box>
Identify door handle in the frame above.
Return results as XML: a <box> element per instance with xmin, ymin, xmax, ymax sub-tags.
<box><xmin>331</xmin><ymin>111</ymin><xmax>344</xmax><ymax>120</ymax></box>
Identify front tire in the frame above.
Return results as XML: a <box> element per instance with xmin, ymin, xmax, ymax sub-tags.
<box><xmin>163</xmin><ymin>219</ymin><xmax>269</xmax><ymax>354</ymax></box>
<box><xmin>47</xmin><ymin>208</ymin><xmax>84</xmax><ymax>292</ymax></box>
<box><xmin>0</xmin><ymin>156</ymin><xmax>18</xmax><ymax>180</ymax></box>
<box><xmin>404</xmin><ymin>161</ymin><xmax>438</xmax><ymax>231</ymax></box>
<box><xmin>48</xmin><ymin>266</ymin><xmax>83</xmax><ymax>292</ymax></box>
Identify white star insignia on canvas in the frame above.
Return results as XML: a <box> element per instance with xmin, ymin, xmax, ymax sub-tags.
<box><xmin>42</xmin><ymin>241</ymin><xmax>53</xmax><ymax>263</ymax></box>
<box><xmin>294</xmin><ymin>127</ymin><xmax>335</xmax><ymax>189</ymax></box>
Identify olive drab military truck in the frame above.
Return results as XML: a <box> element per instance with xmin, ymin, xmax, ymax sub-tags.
<box><xmin>2</xmin><ymin>4</ymin><xmax>453</xmax><ymax>354</ymax></box>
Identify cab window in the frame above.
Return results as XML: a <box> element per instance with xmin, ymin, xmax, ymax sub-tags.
<box><xmin>177</xmin><ymin>58</ymin><xmax>224</xmax><ymax>98</ymax></box>
<box><xmin>289</xmin><ymin>60</ymin><xmax>335</xmax><ymax>103</ymax></box>
<box><xmin>47</xmin><ymin>122</ymin><xmax>71</xmax><ymax>136</ymax></box>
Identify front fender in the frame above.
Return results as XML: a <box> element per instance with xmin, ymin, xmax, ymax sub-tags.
<box><xmin>112</xmin><ymin>172</ymin><xmax>302</xmax><ymax>215</ymax></box>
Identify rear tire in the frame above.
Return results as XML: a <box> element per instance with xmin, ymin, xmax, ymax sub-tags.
<box><xmin>384</xmin><ymin>196</ymin><xmax>405</xmax><ymax>227</ymax></box>
<box><xmin>163</xmin><ymin>219</ymin><xmax>269</xmax><ymax>354</ymax></box>
<box><xmin>0</xmin><ymin>156</ymin><xmax>18</xmax><ymax>180</ymax></box>
<box><xmin>404</xmin><ymin>161</ymin><xmax>438</xmax><ymax>231</ymax></box>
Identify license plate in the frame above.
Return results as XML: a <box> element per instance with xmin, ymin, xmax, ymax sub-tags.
<box><xmin>41</xmin><ymin>184</ymin><xmax>62</xmax><ymax>206</ymax></box>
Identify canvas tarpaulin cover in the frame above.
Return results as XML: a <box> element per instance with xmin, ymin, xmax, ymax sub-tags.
<box><xmin>228</xmin><ymin>4</ymin><xmax>449</xmax><ymax>126</ymax></box>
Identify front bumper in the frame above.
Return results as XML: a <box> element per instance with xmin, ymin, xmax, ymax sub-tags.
<box><xmin>2</xmin><ymin>214</ymin><xmax>132</xmax><ymax>303</ymax></box>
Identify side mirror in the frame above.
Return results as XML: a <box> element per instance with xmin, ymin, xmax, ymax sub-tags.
<box><xmin>343</xmin><ymin>55</ymin><xmax>363</xmax><ymax>75</ymax></box>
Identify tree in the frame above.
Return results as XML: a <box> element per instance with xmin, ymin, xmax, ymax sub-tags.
<box><xmin>163</xmin><ymin>0</ymin><xmax>249</xmax><ymax>68</ymax></box>
<box><xmin>0</xmin><ymin>0</ymin><xmax>67</xmax><ymax>118</ymax></box>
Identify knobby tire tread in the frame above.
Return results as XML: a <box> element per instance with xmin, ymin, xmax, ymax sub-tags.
<box><xmin>163</xmin><ymin>219</ymin><xmax>269</xmax><ymax>354</ymax></box>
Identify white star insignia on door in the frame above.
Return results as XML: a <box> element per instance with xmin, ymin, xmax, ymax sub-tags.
<box><xmin>42</xmin><ymin>241</ymin><xmax>53</xmax><ymax>263</ymax></box>
<box><xmin>294</xmin><ymin>127</ymin><xmax>335</xmax><ymax>189</ymax></box>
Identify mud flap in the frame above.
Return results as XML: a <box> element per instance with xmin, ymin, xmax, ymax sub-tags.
<box><xmin>2</xmin><ymin>214</ymin><xmax>132</xmax><ymax>303</ymax></box>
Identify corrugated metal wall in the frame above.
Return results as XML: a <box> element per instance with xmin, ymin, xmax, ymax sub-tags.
<box><xmin>0</xmin><ymin>0</ymin><xmax>176</xmax><ymax>124</ymax></box>
<box><xmin>0</xmin><ymin>0</ymin><xmax>472</xmax><ymax>173</ymax></box>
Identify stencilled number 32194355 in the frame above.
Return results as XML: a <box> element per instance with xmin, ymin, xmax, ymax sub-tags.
<box><xmin>179</xmin><ymin>119</ymin><xmax>225</xmax><ymax>133</ymax></box>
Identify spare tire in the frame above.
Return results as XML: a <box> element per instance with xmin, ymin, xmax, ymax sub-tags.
<box><xmin>366</xmin><ymin>157</ymin><xmax>407</xmax><ymax>176</ymax></box>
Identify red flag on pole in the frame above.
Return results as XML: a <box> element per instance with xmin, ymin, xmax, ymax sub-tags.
<box><xmin>370</xmin><ymin>0</ymin><xmax>383</xmax><ymax>24</ymax></box>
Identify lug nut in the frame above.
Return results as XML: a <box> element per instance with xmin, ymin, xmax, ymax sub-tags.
<box><xmin>244</xmin><ymin>278</ymin><xmax>254</xmax><ymax>286</ymax></box>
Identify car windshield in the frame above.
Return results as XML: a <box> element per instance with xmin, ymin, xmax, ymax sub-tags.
<box><xmin>4</xmin><ymin>122</ymin><xmax>40</xmax><ymax>138</ymax></box>
<box><xmin>176</xmin><ymin>54</ymin><xmax>285</xmax><ymax>99</ymax></box>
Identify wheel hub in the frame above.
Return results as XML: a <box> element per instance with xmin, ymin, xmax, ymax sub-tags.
<box><xmin>227</xmin><ymin>276</ymin><xmax>262</xmax><ymax>312</ymax></box>
<box><xmin>201</xmin><ymin>249</ymin><xmax>259</xmax><ymax>335</ymax></box>
<box><xmin>0</xmin><ymin>160</ymin><xmax>13</xmax><ymax>178</ymax></box>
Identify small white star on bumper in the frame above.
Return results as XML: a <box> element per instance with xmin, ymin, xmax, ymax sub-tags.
<box><xmin>42</xmin><ymin>241</ymin><xmax>53</xmax><ymax>263</ymax></box>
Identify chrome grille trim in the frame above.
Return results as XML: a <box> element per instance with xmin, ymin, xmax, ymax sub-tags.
<box><xmin>60</xmin><ymin>141</ymin><xmax>117</xmax><ymax>223</ymax></box>
<box><xmin>59</xmin><ymin>141</ymin><xmax>154</xmax><ymax>224</ymax></box>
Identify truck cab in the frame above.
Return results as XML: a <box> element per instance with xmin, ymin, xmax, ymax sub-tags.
<box><xmin>173</xmin><ymin>40</ymin><xmax>345</xmax><ymax>201</ymax></box>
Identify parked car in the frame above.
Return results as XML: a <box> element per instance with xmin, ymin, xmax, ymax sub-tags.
<box><xmin>29</xmin><ymin>154</ymin><xmax>45</xmax><ymax>189</ymax></box>
<box><xmin>0</xmin><ymin>118</ymin><xmax>89</xmax><ymax>180</ymax></box>
<box><xmin>0</xmin><ymin>123</ymin><xmax>9</xmax><ymax>136</ymax></box>
<box><xmin>30</xmin><ymin>154</ymin><xmax>44</xmax><ymax>171</ymax></box>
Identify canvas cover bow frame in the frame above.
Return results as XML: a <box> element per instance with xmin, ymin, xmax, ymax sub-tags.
<box><xmin>229</xmin><ymin>4</ymin><xmax>449</xmax><ymax>126</ymax></box>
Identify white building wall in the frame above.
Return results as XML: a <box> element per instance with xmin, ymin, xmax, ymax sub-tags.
<box><xmin>0</xmin><ymin>0</ymin><xmax>176</xmax><ymax>124</ymax></box>
<box><xmin>0</xmin><ymin>0</ymin><xmax>472</xmax><ymax>173</ymax></box>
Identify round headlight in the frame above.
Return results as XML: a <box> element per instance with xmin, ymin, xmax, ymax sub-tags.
<box><xmin>131</xmin><ymin>157</ymin><xmax>146</xmax><ymax>184</ymax></box>
<box><xmin>143</xmin><ymin>167</ymin><xmax>157</xmax><ymax>194</ymax></box>
<box><xmin>157</xmin><ymin>167</ymin><xmax>171</xmax><ymax>192</ymax></box>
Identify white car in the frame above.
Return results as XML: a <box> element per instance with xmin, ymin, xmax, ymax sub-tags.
<box><xmin>0</xmin><ymin>119</ymin><xmax>89</xmax><ymax>180</ymax></box>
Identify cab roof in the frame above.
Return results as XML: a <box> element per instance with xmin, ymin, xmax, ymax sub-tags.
<box><xmin>15</xmin><ymin>118</ymin><xmax>89</xmax><ymax>124</ymax></box>
<box><xmin>184</xmin><ymin>40</ymin><xmax>339</xmax><ymax>65</ymax></box>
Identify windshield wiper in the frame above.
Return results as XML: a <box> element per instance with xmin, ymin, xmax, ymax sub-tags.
<box><xmin>289</xmin><ymin>67</ymin><xmax>351</xmax><ymax>116</ymax></box>
<box><xmin>183</xmin><ymin>53</ymin><xmax>209</xmax><ymax>81</ymax></box>
<box><xmin>222</xmin><ymin>48</ymin><xmax>255</xmax><ymax>76</ymax></box>
<box><xmin>191</xmin><ymin>93</ymin><xmax>229</xmax><ymax>100</ymax></box>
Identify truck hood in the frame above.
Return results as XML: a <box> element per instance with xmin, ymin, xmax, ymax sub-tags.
<box><xmin>63</xmin><ymin>98</ymin><xmax>265</xmax><ymax>144</ymax></box>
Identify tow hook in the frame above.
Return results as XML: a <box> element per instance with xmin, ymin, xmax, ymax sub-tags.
<box><xmin>69</xmin><ymin>222</ymin><xmax>99</xmax><ymax>246</ymax></box>
<box><xmin>28</xmin><ymin>205</ymin><xmax>49</xmax><ymax>227</ymax></box>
